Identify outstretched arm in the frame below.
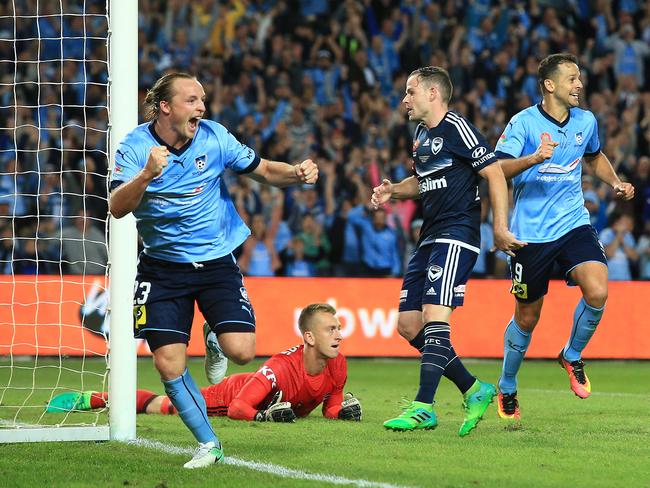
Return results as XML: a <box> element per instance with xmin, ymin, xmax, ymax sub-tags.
<box><xmin>370</xmin><ymin>176</ymin><xmax>419</xmax><ymax>209</ymax></box>
<box><xmin>247</xmin><ymin>158</ymin><xmax>318</xmax><ymax>188</ymax></box>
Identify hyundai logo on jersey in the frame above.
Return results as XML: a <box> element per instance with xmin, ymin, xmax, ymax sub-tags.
<box><xmin>472</xmin><ymin>146</ymin><xmax>486</xmax><ymax>159</ymax></box>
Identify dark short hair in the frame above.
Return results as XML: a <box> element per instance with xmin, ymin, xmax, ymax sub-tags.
<box><xmin>298</xmin><ymin>303</ymin><xmax>337</xmax><ymax>334</ymax></box>
<box><xmin>408</xmin><ymin>66</ymin><xmax>453</xmax><ymax>104</ymax></box>
<box><xmin>143</xmin><ymin>72</ymin><xmax>196</xmax><ymax>121</ymax></box>
<box><xmin>537</xmin><ymin>53</ymin><xmax>579</xmax><ymax>93</ymax></box>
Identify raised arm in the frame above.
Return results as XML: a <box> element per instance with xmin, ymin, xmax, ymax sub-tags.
<box><xmin>247</xmin><ymin>158</ymin><xmax>318</xmax><ymax>188</ymax></box>
<box><xmin>109</xmin><ymin>146</ymin><xmax>168</xmax><ymax>219</ymax></box>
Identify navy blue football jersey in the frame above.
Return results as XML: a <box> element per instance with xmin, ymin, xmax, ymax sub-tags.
<box><xmin>412</xmin><ymin>111</ymin><xmax>497</xmax><ymax>250</ymax></box>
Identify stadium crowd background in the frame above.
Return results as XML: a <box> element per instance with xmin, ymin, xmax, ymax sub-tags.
<box><xmin>0</xmin><ymin>0</ymin><xmax>649</xmax><ymax>280</ymax></box>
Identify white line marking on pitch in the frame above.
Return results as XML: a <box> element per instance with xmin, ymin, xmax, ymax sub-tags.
<box><xmin>131</xmin><ymin>437</ymin><xmax>413</xmax><ymax>488</ymax></box>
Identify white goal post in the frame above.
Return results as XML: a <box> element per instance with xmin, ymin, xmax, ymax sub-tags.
<box><xmin>107</xmin><ymin>0</ymin><xmax>137</xmax><ymax>442</ymax></box>
<box><xmin>0</xmin><ymin>0</ymin><xmax>137</xmax><ymax>443</ymax></box>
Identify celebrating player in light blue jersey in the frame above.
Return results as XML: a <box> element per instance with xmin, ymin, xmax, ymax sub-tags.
<box><xmin>371</xmin><ymin>66</ymin><xmax>524</xmax><ymax>436</ymax></box>
<box><xmin>109</xmin><ymin>73</ymin><xmax>318</xmax><ymax>468</ymax></box>
<box><xmin>494</xmin><ymin>54</ymin><xmax>634</xmax><ymax>420</ymax></box>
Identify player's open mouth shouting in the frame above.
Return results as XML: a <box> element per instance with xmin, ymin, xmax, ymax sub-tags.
<box><xmin>188</xmin><ymin>116</ymin><xmax>201</xmax><ymax>133</ymax></box>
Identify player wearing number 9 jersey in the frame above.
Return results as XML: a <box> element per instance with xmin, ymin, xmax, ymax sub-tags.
<box><xmin>493</xmin><ymin>53</ymin><xmax>634</xmax><ymax>419</ymax></box>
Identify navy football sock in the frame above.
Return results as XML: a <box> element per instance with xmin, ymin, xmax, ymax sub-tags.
<box><xmin>443</xmin><ymin>346</ymin><xmax>475</xmax><ymax>394</ymax></box>
<box><xmin>414</xmin><ymin>322</ymin><xmax>450</xmax><ymax>404</ymax></box>
<box><xmin>408</xmin><ymin>329</ymin><xmax>425</xmax><ymax>352</ymax></box>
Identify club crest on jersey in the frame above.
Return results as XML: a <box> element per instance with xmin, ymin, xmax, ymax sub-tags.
<box><xmin>431</xmin><ymin>137</ymin><xmax>443</xmax><ymax>155</ymax></box>
<box><xmin>240</xmin><ymin>286</ymin><xmax>250</xmax><ymax>302</ymax></box>
<box><xmin>574</xmin><ymin>132</ymin><xmax>583</xmax><ymax>145</ymax></box>
<box><xmin>427</xmin><ymin>265</ymin><xmax>443</xmax><ymax>282</ymax></box>
<box><xmin>194</xmin><ymin>154</ymin><xmax>207</xmax><ymax>171</ymax></box>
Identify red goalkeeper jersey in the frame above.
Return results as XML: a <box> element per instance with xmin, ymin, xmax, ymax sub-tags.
<box><xmin>201</xmin><ymin>345</ymin><xmax>347</xmax><ymax>420</ymax></box>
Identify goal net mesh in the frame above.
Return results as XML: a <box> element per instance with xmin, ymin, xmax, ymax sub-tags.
<box><xmin>0</xmin><ymin>0</ymin><xmax>111</xmax><ymax>435</ymax></box>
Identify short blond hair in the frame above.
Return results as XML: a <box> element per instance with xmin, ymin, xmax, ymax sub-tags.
<box><xmin>298</xmin><ymin>303</ymin><xmax>337</xmax><ymax>334</ymax></box>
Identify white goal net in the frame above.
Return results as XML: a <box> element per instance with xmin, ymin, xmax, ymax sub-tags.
<box><xmin>0</xmin><ymin>0</ymin><xmax>124</xmax><ymax>443</ymax></box>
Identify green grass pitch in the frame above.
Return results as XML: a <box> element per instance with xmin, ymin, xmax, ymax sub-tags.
<box><xmin>1</xmin><ymin>358</ymin><xmax>648</xmax><ymax>487</ymax></box>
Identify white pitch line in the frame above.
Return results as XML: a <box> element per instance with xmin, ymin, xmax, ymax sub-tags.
<box><xmin>131</xmin><ymin>437</ymin><xmax>413</xmax><ymax>488</ymax></box>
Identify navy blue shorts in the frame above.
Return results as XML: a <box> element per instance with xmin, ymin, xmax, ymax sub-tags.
<box><xmin>399</xmin><ymin>241</ymin><xmax>478</xmax><ymax>311</ymax></box>
<box><xmin>133</xmin><ymin>253</ymin><xmax>255</xmax><ymax>350</ymax></box>
<box><xmin>509</xmin><ymin>225</ymin><xmax>607</xmax><ymax>303</ymax></box>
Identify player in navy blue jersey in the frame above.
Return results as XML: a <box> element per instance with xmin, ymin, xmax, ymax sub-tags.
<box><xmin>109</xmin><ymin>72</ymin><xmax>318</xmax><ymax>468</ymax></box>
<box><xmin>494</xmin><ymin>54</ymin><xmax>634</xmax><ymax>420</ymax></box>
<box><xmin>371</xmin><ymin>66</ymin><xmax>524</xmax><ymax>436</ymax></box>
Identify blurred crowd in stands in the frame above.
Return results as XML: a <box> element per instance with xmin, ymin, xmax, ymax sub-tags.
<box><xmin>1</xmin><ymin>0</ymin><xmax>649</xmax><ymax>280</ymax></box>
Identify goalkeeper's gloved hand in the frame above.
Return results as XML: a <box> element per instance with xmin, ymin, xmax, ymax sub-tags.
<box><xmin>254</xmin><ymin>390</ymin><xmax>296</xmax><ymax>423</ymax></box>
<box><xmin>338</xmin><ymin>392</ymin><xmax>362</xmax><ymax>421</ymax></box>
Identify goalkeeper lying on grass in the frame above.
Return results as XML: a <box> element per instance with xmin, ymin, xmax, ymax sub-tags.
<box><xmin>48</xmin><ymin>303</ymin><xmax>362</xmax><ymax>422</ymax></box>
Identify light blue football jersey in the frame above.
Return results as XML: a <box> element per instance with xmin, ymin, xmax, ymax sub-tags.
<box><xmin>495</xmin><ymin>104</ymin><xmax>600</xmax><ymax>243</ymax></box>
<box><xmin>111</xmin><ymin>120</ymin><xmax>260</xmax><ymax>262</ymax></box>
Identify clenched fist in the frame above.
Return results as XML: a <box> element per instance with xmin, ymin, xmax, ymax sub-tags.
<box><xmin>145</xmin><ymin>146</ymin><xmax>170</xmax><ymax>178</ymax></box>
<box><xmin>532</xmin><ymin>132</ymin><xmax>559</xmax><ymax>164</ymax></box>
<box><xmin>613</xmin><ymin>182</ymin><xmax>634</xmax><ymax>201</ymax></box>
<box><xmin>295</xmin><ymin>159</ymin><xmax>318</xmax><ymax>184</ymax></box>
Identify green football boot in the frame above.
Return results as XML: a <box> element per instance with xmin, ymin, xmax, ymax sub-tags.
<box><xmin>46</xmin><ymin>391</ymin><xmax>93</xmax><ymax>413</ymax></box>
<box><xmin>383</xmin><ymin>401</ymin><xmax>437</xmax><ymax>431</ymax></box>
<box><xmin>459</xmin><ymin>380</ymin><xmax>496</xmax><ymax>437</ymax></box>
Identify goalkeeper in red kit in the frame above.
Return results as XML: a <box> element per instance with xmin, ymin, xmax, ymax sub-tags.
<box><xmin>47</xmin><ymin>303</ymin><xmax>362</xmax><ymax>422</ymax></box>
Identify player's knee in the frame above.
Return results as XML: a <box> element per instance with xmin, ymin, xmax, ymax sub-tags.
<box><xmin>515</xmin><ymin>312</ymin><xmax>539</xmax><ymax>332</ymax></box>
<box><xmin>228</xmin><ymin>349</ymin><xmax>255</xmax><ymax>365</ymax></box>
<box><xmin>154</xmin><ymin>357</ymin><xmax>185</xmax><ymax>381</ymax></box>
<box><xmin>397</xmin><ymin>318</ymin><xmax>419</xmax><ymax>341</ymax></box>
<box><xmin>583</xmin><ymin>287</ymin><xmax>607</xmax><ymax>309</ymax></box>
